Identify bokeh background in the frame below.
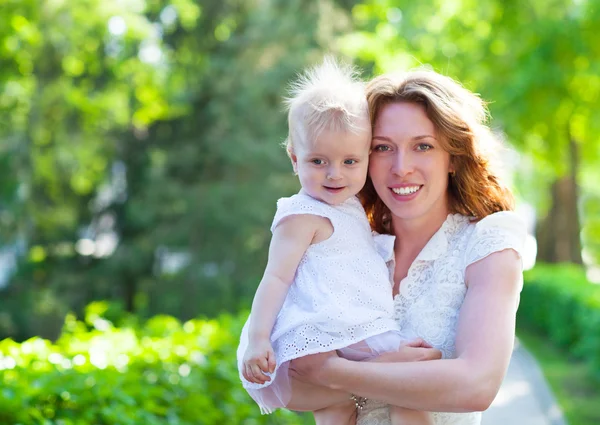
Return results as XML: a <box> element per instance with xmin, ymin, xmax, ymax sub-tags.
<box><xmin>0</xmin><ymin>0</ymin><xmax>599</xmax><ymax>424</ymax></box>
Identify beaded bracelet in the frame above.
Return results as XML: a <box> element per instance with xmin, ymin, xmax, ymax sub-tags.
<box><xmin>350</xmin><ymin>394</ymin><xmax>368</xmax><ymax>410</ymax></box>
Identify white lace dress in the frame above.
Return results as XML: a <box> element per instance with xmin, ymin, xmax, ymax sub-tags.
<box><xmin>357</xmin><ymin>212</ymin><xmax>527</xmax><ymax>425</ymax></box>
<box><xmin>238</xmin><ymin>192</ymin><xmax>403</xmax><ymax>413</ymax></box>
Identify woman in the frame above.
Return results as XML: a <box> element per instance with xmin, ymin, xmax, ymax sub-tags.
<box><xmin>286</xmin><ymin>69</ymin><xmax>527</xmax><ymax>425</ymax></box>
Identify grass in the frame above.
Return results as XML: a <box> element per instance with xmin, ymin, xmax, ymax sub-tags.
<box><xmin>517</xmin><ymin>328</ymin><xmax>600</xmax><ymax>425</ymax></box>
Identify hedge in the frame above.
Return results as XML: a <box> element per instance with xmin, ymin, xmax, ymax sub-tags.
<box><xmin>518</xmin><ymin>263</ymin><xmax>600</xmax><ymax>380</ymax></box>
<box><xmin>8</xmin><ymin>264</ymin><xmax>596</xmax><ymax>424</ymax></box>
<box><xmin>0</xmin><ymin>302</ymin><xmax>311</xmax><ymax>425</ymax></box>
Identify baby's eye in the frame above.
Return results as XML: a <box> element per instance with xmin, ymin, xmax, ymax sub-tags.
<box><xmin>373</xmin><ymin>144</ymin><xmax>391</xmax><ymax>152</ymax></box>
<box><xmin>416</xmin><ymin>143</ymin><xmax>433</xmax><ymax>152</ymax></box>
<box><xmin>344</xmin><ymin>159</ymin><xmax>357</xmax><ymax>165</ymax></box>
<box><xmin>311</xmin><ymin>159</ymin><xmax>324</xmax><ymax>165</ymax></box>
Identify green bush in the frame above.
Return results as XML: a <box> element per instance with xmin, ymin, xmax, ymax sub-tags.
<box><xmin>518</xmin><ymin>263</ymin><xmax>600</xmax><ymax>380</ymax></box>
<box><xmin>0</xmin><ymin>302</ymin><xmax>312</xmax><ymax>425</ymax></box>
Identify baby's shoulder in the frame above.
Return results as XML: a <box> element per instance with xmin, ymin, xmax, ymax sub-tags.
<box><xmin>274</xmin><ymin>212</ymin><xmax>331</xmax><ymax>231</ymax></box>
<box><xmin>271</xmin><ymin>193</ymin><xmax>334</xmax><ymax>234</ymax></box>
<box><xmin>275</xmin><ymin>192</ymin><xmax>331</xmax><ymax>215</ymax></box>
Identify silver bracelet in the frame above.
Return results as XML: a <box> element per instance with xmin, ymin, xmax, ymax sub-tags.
<box><xmin>350</xmin><ymin>394</ymin><xmax>368</xmax><ymax>410</ymax></box>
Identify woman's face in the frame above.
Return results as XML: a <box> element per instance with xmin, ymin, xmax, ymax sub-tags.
<box><xmin>369</xmin><ymin>102</ymin><xmax>452</xmax><ymax>223</ymax></box>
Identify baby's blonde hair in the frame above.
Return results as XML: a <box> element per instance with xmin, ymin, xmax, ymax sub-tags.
<box><xmin>284</xmin><ymin>57</ymin><xmax>369</xmax><ymax>155</ymax></box>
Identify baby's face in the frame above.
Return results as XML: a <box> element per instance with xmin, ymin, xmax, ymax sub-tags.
<box><xmin>291</xmin><ymin>125</ymin><xmax>371</xmax><ymax>205</ymax></box>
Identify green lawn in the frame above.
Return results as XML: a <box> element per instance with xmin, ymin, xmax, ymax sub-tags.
<box><xmin>517</xmin><ymin>329</ymin><xmax>600</xmax><ymax>425</ymax></box>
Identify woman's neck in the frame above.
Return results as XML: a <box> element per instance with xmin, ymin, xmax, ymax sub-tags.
<box><xmin>391</xmin><ymin>206</ymin><xmax>451</xmax><ymax>259</ymax></box>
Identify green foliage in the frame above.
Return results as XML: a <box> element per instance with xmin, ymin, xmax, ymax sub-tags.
<box><xmin>0</xmin><ymin>0</ymin><xmax>357</xmax><ymax>340</ymax></box>
<box><xmin>518</xmin><ymin>263</ymin><xmax>600</xmax><ymax>381</ymax></box>
<box><xmin>340</xmin><ymin>0</ymin><xmax>600</xmax><ymax>264</ymax></box>
<box><xmin>0</xmin><ymin>302</ymin><xmax>311</xmax><ymax>425</ymax></box>
<box><xmin>342</xmin><ymin>0</ymin><xmax>600</xmax><ymax>176</ymax></box>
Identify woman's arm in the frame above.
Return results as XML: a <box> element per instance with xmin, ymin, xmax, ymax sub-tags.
<box><xmin>286</xmin><ymin>339</ymin><xmax>442</xmax><ymax>411</ymax></box>
<box><xmin>293</xmin><ymin>249</ymin><xmax>522</xmax><ymax>412</ymax></box>
<box><xmin>287</xmin><ymin>377</ymin><xmax>352</xmax><ymax>411</ymax></box>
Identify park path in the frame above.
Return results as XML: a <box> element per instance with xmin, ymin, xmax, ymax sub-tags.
<box><xmin>482</xmin><ymin>339</ymin><xmax>567</xmax><ymax>425</ymax></box>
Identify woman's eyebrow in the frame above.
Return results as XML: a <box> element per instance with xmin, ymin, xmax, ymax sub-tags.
<box><xmin>372</xmin><ymin>135</ymin><xmax>437</xmax><ymax>141</ymax></box>
<box><xmin>413</xmin><ymin>135</ymin><xmax>438</xmax><ymax>141</ymax></box>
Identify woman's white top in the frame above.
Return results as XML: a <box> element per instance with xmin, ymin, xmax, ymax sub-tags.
<box><xmin>238</xmin><ymin>192</ymin><xmax>399</xmax><ymax>390</ymax></box>
<box><xmin>357</xmin><ymin>212</ymin><xmax>527</xmax><ymax>425</ymax></box>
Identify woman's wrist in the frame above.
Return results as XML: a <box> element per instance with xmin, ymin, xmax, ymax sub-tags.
<box><xmin>322</xmin><ymin>356</ymin><xmax>352</xmax><ymax>390</ymax></box>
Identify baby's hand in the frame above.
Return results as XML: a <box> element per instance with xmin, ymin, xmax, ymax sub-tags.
<box><xmin>243</xmin><ymin>339</ymin><xmax>277</xmax><ymax>384</ymax></box>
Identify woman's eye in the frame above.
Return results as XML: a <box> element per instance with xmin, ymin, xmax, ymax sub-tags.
<box><xmin>311</xmin><ymin>159</ymin><xmax>324</xmax><ymax>165</ymax></box>
<box><xmin>373</xmin><ymin>145</ymin><xmax>391</xmax><ymax>152</ymax></box>
<box><xmin>416</xmin><ymin>143</ymin><xmax>433</xmax><ymax>152</ymax></box>
<box><xmin>344</xmin><ymin>159</ymin><xmax>357</xmax><ymax>165</ymax></box>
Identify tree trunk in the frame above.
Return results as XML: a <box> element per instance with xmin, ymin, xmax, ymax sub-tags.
<box><xmin>535</xmin><ymin>137</ymin><xmax>583</xmax><ymax>264</ymax></box>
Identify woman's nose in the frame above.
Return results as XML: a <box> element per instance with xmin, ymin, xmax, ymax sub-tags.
<box><xmin>391</xmin><ymin>151</ymin><xmax>414</xmax><ymax>177</ymax></box>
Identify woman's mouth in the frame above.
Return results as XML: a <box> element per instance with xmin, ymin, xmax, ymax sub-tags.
<box><xmin>391</xmin><ymin>185</ymin><xmax>421</xmax><ymax>195</ymax></box>
<box><xmin>390</xmin><ymin>185</ymin><xmax>422</xmax><ymax>200</ymax></box>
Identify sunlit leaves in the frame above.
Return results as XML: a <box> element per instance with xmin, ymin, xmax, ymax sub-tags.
<box><xmin>343</xmin><ymin>0</ymin><xmax>600</xmax><ymax>263</ymax></box>
<box><xmin>0</xmin><ymin>303</ymin><xmax>311</xmax><ymax>424</ymax></box>
<box><xmin>1</xmin><ymin>0</ymin><xmax>356</xmax><ymax>340</ymax></box>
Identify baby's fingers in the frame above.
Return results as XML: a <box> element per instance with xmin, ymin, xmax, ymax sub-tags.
<box><xmin>242</xmin><ymin>364</ymin><xmax>253</xmax><ymax>382</ymax></box>
<box><xmin>257</xmin><ymin>357</ymin><xmax>273</xmax><ymax>381</ymax></box>
<box><xmin>244</xmin><ymin>364</ymin><xmax>265</xmax><ymax>384</ymax></box>
<box><xmin>251</xmin><ymin>364</ymin><xmax>271</xmax><ymax>384</ymax></box>
<box><xmin>267</xmin><ymin>350</ymin><xmax>277</xmax><ymax>374</ymax></box>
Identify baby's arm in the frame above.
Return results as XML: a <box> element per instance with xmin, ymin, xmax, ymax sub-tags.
<box><xmin>243</xmin><ymin>214</ymin><xmax>330</xmax><ymax>384</ymax></box>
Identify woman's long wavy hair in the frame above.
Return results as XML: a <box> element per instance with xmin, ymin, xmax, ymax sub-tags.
<box><xmin>361</xmin><ymin>70</ymin><xmax>515</xmax><ymax>234</ymax></box>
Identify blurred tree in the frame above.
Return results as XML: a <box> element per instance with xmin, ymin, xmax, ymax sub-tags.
<box><xmin>340</xmin><ymin>0</ymin><xmax>600</xmax><ymax>265</ymax></box>
<box><xmin>1</xmin><ymin>0</ymin><xmax>178</xmax><ymax>338</ymax></box>
<box><xmin>0</xmin><ymin>0</ymin><xmax>359</xmax><ymax>339</ymax></box>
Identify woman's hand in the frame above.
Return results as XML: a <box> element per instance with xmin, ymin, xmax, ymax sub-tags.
<box><xmin>289</xmin><ymin>339</ymin><xmax>442</xmax><ymax>386</ymax></box>
<box><xmin>369</xmin><ymin>338</ymin><xmax>443</xmax><ymax>363</ymax></box>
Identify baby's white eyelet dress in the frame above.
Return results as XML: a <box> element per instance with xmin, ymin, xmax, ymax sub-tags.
<box><xmin>237</xmin><ymin>192</ymin><xmax>407</xmax><ymax>414</ymax></box>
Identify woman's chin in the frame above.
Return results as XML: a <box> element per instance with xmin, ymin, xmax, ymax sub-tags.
<box><xmin>389</xmin><ymin>208</ymin><xmax>424</xmax><ymax>222</ymax></box>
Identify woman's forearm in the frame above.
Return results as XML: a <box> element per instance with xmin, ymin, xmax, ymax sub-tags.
<box><xmin>323</xmin><ymin>357</ymin><xmax>496</xmax><ymax>412</ymax></box>
<box><xmin>320</xmin><ymin>251</ymin><xmax>521</xmax><ymax>413</ymax></box>
<box><xmin>286</xmin><ymin>377</ymin><xmax>353</xmax><ymax>412</ymax></box>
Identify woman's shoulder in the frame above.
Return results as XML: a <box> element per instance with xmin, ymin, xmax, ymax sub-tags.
<box><xmin>449</xmin><ymin>211</ymin><xmax>526</xmax><ymax>235</ymax></box>
<box><xmin>474</xmin><ymin>210</ymin><xmax>526</xmax><ymax>231</ymax></box>
<box><xmin>462</xmin><ymin>210</ymin><xmax>528</xmax><ymax>267</ymax></box>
